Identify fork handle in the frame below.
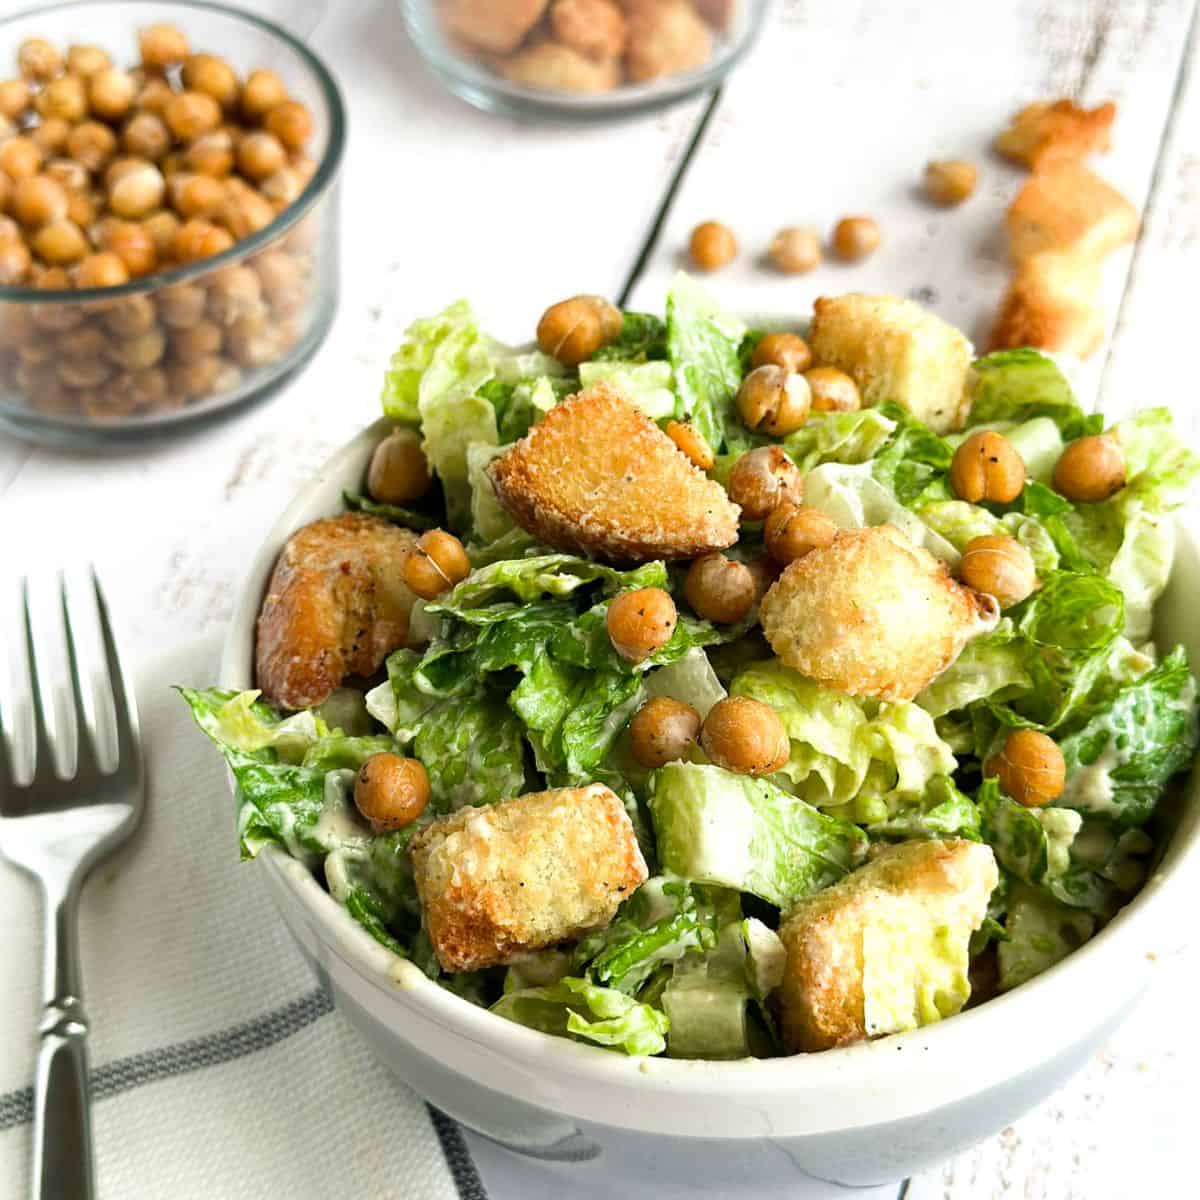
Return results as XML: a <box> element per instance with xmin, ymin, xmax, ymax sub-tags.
<box><xmin>33</xmin><ymin>1000</ymin><xmax>95</xmax><ymax>1200</ymax></box>
<box><xmin>32</xmin><ymin>880</ymin><xmax>95</xmax><ymax>1200</ymax></box>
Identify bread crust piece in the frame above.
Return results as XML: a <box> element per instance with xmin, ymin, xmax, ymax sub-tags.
<box><xmin>806</xmin><ymin>293</ymin><xmax>973</xmax><ymax>434</ymax></box>
<box><xmin>759</xmin><ymin>525</ymin><xmax>998</xmax><ymax>701</ymax></box>
<box><xmin>994</xmin><ymin>99</ymin><xmax>1116</xmax><ymax>170</ymax></box>
<box><xmin>1006</xmin><ymin>162</ymin><xmax>1138</xmax><ymax>266</ymax></box>
<box><xmin>989</xmin><ymin>251</ymin><xmax>1105</xmax><ymax>358</ymax></box>
<box><xmin>438</xmin><ymin>0</ymin><xmax>550</xmax><ymax>55</ymax></box>
<box><xmin>255</xmin><ymin>513</ymin><xmax>417</xmax><ymax>711</ymax></box>
<box><xmin>777</xmin><ymin>839</ymin><xmax>998</xmax><ymax>1053</ymax></box>
<box><xmin>410</xmin><ymin>784</ymin><xmax>649</xmax><ymax>973</ymax></box>
<box><xmin>487</xmin><ymin>382</ymin><xmax>740</xmax><ymax>565</ymax></box>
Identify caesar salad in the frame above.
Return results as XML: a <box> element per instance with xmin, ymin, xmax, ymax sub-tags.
<box><xmin>182</xmin><ymin>277</ymin><xmax>1200</xmax><ymax>1059</ymax></box>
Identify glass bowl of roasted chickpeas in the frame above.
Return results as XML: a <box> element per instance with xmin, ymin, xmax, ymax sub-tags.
<box><xmin>402</xmin><ymin>1</ymin><xmax>767</xmax><ymax>120</ymax></box>
<box><xmin>0</xmin><ymin>2</ymin><xmax>345</xmax><ymax>448</ymax></box>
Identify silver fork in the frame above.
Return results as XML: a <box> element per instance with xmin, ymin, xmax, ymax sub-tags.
<box><xmin>0</xmin><ymin>573</ymin><xmax>144</xmax><ymax>1200</ymax></box>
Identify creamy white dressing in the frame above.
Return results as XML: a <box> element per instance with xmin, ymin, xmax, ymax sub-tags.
<box><xmin>312</xmin><ymin>770</ymin><xmax>370</xmax><ymax>850</ymax></box>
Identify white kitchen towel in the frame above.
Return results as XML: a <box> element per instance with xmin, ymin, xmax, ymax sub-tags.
<box><xmin>0</xmin><ymin>635</ymin><xmax>482</xmax><ymax>1200</ymax></box>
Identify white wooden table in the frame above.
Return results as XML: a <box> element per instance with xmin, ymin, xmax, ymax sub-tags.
<box><xmin>2</xmin><ymin>1</ymin><xmax>1198</xmax><ymax>1195</ymax></box>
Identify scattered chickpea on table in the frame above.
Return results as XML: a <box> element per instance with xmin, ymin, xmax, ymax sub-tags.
<box><xmin>0</xmin><ymin>23</ymin><xmax>324</xmax><ymax>425</ymax></box>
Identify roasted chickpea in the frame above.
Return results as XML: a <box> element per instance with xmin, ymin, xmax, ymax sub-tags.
<box><xmin>142</xmin><ymin>209</ymin><xmax>181</xmax><ymax>258</ymax></box>
<box><xmin>165</xmin><ymin>90</ymin><xmax>222</xmax><ymax>141</ymax></box>
<box><xmin>354</xmin><ymin>753</ymin><xmax>430</xmax><ymax>834</ymax></box>
<box><xmin>751</xmin><ymin>332</ymin><xmax>812</xmax><ymax>374</ymax></box>
<box><xmin>367</xmin><ymin>428</ymin><xmax>432</xmax><ymax>504</ymax></box>
<box><xmin>156</xmin><ymin>282</ymin><xmax>207</xmax><ymax>328</ymax></box>
<box><xmin>960</xmin><ymin>534</ymin><xmax>1037</xmax><ymax>609</ymax></box>
<box><xmin>172</xmin><ymin>217</ymin><xmax>234</xmax><ymax>262</ymax></box>
<box><xmin>124</xmin><ymin>365</ymin><xmax>169</xmax><ymax>409</ymax></box>
<box><xmin>629</xmin><ymin>696</ymin><xmax>701</xmax><ymax>769</ymax></box>
<box><xmin>167</xmin><ymin>353</ymin><xmax>224</xmax><ymax>400</ymax></box>
<box><xmin>32</xmin><ymin>218</ymin><xmax>88</xmax><ymax>266</ymax></box>
<box><xmin>55</xmin><ymin>322</ymin><xmax>108</xmax><ymax>359</ymax></box>
<box><xmin>11</xmin><ymin>175</ymin><xmax>69</xmax><ymax>228</ymax></box>
<box><xmin>139</xmin><ymin>24</ymin><xmax>190</xmax><ymax>71</ymax></box>
<box><xmin>106</xmin><ymin>325</ymin><xmax>166</xmax><ymax>370</ymax></box>
<box><xmin>606</xmin><ymin>586</ymin><xmax>678</xmax><ymax>663</ymax></box>
<box><xmin>683</xmin><ymin>553</ymin><xmax>756</xmax><ymax>624</ymax></box>
<box><xmin>768</xmin><ymin>225</ymin><xmax>821</xmax><ymax>274</ymax></box>
<box><xmin>764</xmin><ymin>501</ymin><xmax>838</xmax><ymax>566</ymax></box>
<box><xmin>241</xmin><ymin>68</ymin><xmax>288</xmax><ymax>120</ymax></box>
<box><xmin>805</xmin><ymin>366</ymin><xmax>862</xmax><ymax>413</ymax></box>
<box><xmin>736</xmin><ymin>364</ymin><xmax>811</xmax><ymax>436</ymax></box>
<box><xmin>0</xmin><ymin>238</ymin><xmax>32</xmax><ymax>285</ymax></box>
<box><xmin>688</xmin><ymin>220</ymin><xmax>737</xmax><ymax>271</ymax></box>
<box><xmin>170</xmin><ymin>320</ymin><xmax>222</xmax><ymax>363</ymax></box>
<box><xmin>32</xmin><ymin>117</ymin><xmax>71</xmax><ymax>156</ymax></box>
<box><xmin>831</xmin><ymin>216</ymin><xmax>881</xmax><ymax>262</ymax></box>
<box><xmin>924</xmin><ymin>159</ymin><xmax>978</xmax><ymax>206</ymax></box>
<box><xmin>18</xmin><ymin>38</ymin><xmax>62</xmax><ymax>81</ymax></box>
<box><xmin>215</xmin><ymin>188</ymin><xmax>275</xmax><ymax>239</ymax></box>
<box><xmin>44</xmin><ymin>156</ymin><xmax>89</xmax><ymax>193</ymax></box>
<box><xmin>536</xmin><ymin>295</ymin><xmax>613</xmax><ymax>366</ymax></box>
<box><xmin>182</xmin><ymin>54</ymin><xmax>239</xmax><ymax>108</ymax></box>
<box><xmin>700</xmin><ymin>696</ymin><xmax>790</xmax><ymax>776</ymax></box>
<box><xmin>58</xmin><ymin>355</ymin><xmax>112</xmax><ymax>388</ymax></box>
<box><xmin>65</xmin><ymin>121</ymin><xmax>116</xmax><ymax>174</ymax></box>
<box><xmin>185</xmin><ymin>129</ymin><xmax>235</xmax><ymax>177</ymax></box>
<box><xmin>0</xmin><ymin>78</ymin><xmax>31</xmax><ymax>120</ymax></box>
<box><xmin>984</xmin><ymin>729</ymin><xmax>1065</xmax><ymax>808</ymax></box>
<box><xmin>100</xmin><ymin>218</ymin><xmax>157</xmax><ymax>276</ymax></box>
<box><xmin>101</xmin><ymin>294</ymin><xmax>157</xmax><ymax>337</ymax></box>
<box><xmin>37</xmin><ymin>75</ymin><xmax>87</xmax><ymax>123</ymax></box>
<box><xmin>89</xmin><ymin>68</ymin><xmax>136</xmax><ymax>121</ymax></box>
<box><xmin>225</xmin><ymin>318</ymin><xmax>283</xmax><ymax>367</ymax></box>
<box><xmin>727</xmin><ymin>445</ymin><xmax>804</xmax><ymax>521</ymax></box>
<box><xmin>236</xmin><ymin>130</ymin><xmax>286</xmax><ymax>180</ymax></box>
<box><xmin>109</xmin><ymin>162</ymin><xmax>165</xmax><ymax>220</ymax></box>
<box><xmin>745</xmin><ymin>554</ymin><xmax>782</xmax><ymax>602</ymax></box>
<box><xmin>67</xmin><ymin>44</ymin><xmax>111</xmax><ymax>78</ymax></box>
<box><xmin>950</xmin><ymin>430</ymin><xmax>1026</xmax><ymax>504</ymax></box>
<box><xmin>122</xmin><ymin>111</ymin><xmax>170</xmax><ymax>161</ymax></box>
<box><xmin>75</xmin><ymin>250</ymin><xmax>129</xmax><ymax>289</ymax></box>
<box><xmin>252</xmin><ymin>249</ymin><xmax>305</xmax><ymax>308</ymax></box>
<box><xmin>205</xmin><ymin>264</ymin><xmax>263</xmax><ymax>324</ymax></box>
<box><xmin>1052</xmin><ymin>434</ymin><xmax>1126</xmax><ymax>503</ymax></box>
<box><xmin>260</xmin><ymin>165</ymin><xmax>303</xmax><ymax>210</ymax></box>
<box><xmin>136</xmin><ymin>75</ymin><xmax>175</xmax><ymax>117</ymax></box>
<box><xmin>0</xmin><ymin>176</ymin><xmax>10</xmax><ymax>220</ymax></box>
<box><xmin>170</xmin><ymin>172</ymin><xmax>225</xmax><ymax>219</ymax></box>
<box><xmin>105</xmin><ymin>156</ymin><xmax>143</xmax><ymax>190</ymax></box>
<box><xmin>665</xmin><ymin>419</ymin><xmax>714</xmax><ymax>470</ymax></box>
<box><xmin>264</xmin><ymin>99</ymin><xmax>313</xmax><ymax>150</ymax></box>
<box><xmin>402</xmin><ymin>529</ymin><xmax>472</xmax><ymax>601</ymax></box>
<box><xmin>0</xmin><ymin>136</ymin><xmax>43</xmax><ymax>180</ymax></box>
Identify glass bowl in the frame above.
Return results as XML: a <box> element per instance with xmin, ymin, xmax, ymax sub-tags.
<box><xmin>401</xmin><ymin>0</ymin><xmax>767</xmax><ymax>121</ymax></box>
<box><xmin>0</xmin><ymin>1</ymin><xmax>346</xmax><ymax>450</ymax></box>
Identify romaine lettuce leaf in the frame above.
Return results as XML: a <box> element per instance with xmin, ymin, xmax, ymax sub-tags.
<box><xmin>578</xmin><ymin>359</ymin><xmax>676</xmax><ymax>419</ymax></box>
<box><xmin>870</xmin><ymin>403</ymin><xmax>955</xmax><ymax>508</ymax></box>
<box><xmin>968</xmin><ymin>349</ymin><xmax>1098</xmax><ymax>439</ymax></box>
<box><xmin>492</xmin><ymin>977</ymin><xmax>669</xmax><ymax>1056</ymax></box>
<box><xmin>666</xmin><ymin>273</ymin><xmax>749</xmax><ymax>454</ymax></box>
<box><xmin>917</xmin><ymin>620</ymin><xmax>1032</xmax><ymax>719</ymax></box>
<box><xmin>465</xmin><ymin>442</ymin><xmax>515</xmax><ymax>542</ymax></box>
<box><xmin>918</xmin><ymin>500</ymin><xmax>1060</xmax><ymax>575</ymax></box>
<box><xmin>643</xmin><ymin>646</ymin><xmax>726</xmax><ymax>717</ymax></box>
<box><xmin>590</xmin><ymin>310</ymin><xmax>667</xmax><ymax>363</ymax></box>
<box><xmin>648</xmin><ymin>762</ymin><xmax>868</xmax><ymax>909</ymax></box>
<box><xmin>866</xmin><ymin>775</ymin><xmax>981</xmax><ymax>841</ymax></box>
<box><xmin>783</xmin><ymin>408</ymin><xmax>897</xmax><ymax>472</ymax></box>
<box><xmin>1058</xmin><ymin>646</ymin><xmax>1198</xmax><ymax>826</ymax></box>
<box><xmin>997</xmin><ymin>881</ymin><xmax>1094</xmax><ymax>991</ymax></box>
<box><xmin>342</xmin><ymin>490</ymin><xmax>439</xmax><ymax>531</ymax></box>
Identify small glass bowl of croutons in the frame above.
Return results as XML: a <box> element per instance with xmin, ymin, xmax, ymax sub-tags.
<box><xmin>402</xmin><ymin>1</ymin><xmax>767</xmax><ymax>120</ymax></box>
<box><xmin>0</xmin><ymin>2</ymin><xmax>345</xmax><ymax>449</ymax></box>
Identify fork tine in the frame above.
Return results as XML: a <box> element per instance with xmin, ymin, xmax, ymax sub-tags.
<box><xmin>60</xmin><ymin>572</ymin><xmax>99</xmax><ymax>777</ymax></box>
<box><xmin>21</xmin><ymin>577</ymin><xmax>56</xmax><ymax>780</ymax></box>
<box><xmin>92</xmin><ymin>569</ymin><xmax>140</xmax><ymax>767</ymax></box>
<box><xmin>0</xmin><ymin>684</ymin><xmax>12</xmax><ymax>794</ymax></box>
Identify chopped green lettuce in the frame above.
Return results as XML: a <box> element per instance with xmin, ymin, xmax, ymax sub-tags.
<box><xmin>917</xmin><ymin>620</ymin><xmax>1032</xmax><ymax>719</ymax></box>
<box><xmin>590</xmin><ymin>310</ymin><xmax>667</xmax><ymax>362</ymax></box>
<box><xmin>783</xmin><ymin>408</ymin><xmax>897</xmax><ymax>471</ymax></box>
<box><xmin>492</xmin><ymin>977</ymin><xmax>669</xmax><ymax>1056</ymax></box>
<box><xmin>643</xmin><ymin>646</ymin><xmax>726</xmax><ymax>717</ymax></box>
<box><xmin>968</xmin><ymin>349</ymin><xmax>1098</xmax><ymax>439</ymax></box>
<box><xmin>342</xmin><ymin>490</ymin><xmax>439</xmax><ymax>531</ymax></box>
<box><xmin>870</xmin><ymin>403</ymin><xmax>955</xmax><ymax>508</ymax></box>
<box><xmin>648</xmin><ymin>762</ymin><xmax>868</xmax><ymax>909</ymax></box>
<box><xmin>997</xmin><ymin>881</ymin><xmax>1095</xmax><ymax>991</ymax></box>
<box><xmin>465</xmin><ymin>442</ymin><xmax>515</xmax><ymax>542</ymax></box>
<box><xmin>666</xmin><ymin>273</ymin><xmax>749</xmax><ymax>454</ymax></box>
<box><xmin>578</xmin><ymin>359</ymin><xmax>676</xmax><ymax>419</ymax></box>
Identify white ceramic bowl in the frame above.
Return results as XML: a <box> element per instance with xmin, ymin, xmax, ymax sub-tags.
<box><xmin>220</xmin><ymin>416</ymin><xmax>1200</xmax><ymax>1190</ymax></box>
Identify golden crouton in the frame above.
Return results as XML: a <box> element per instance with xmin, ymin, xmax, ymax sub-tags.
<box><xmin>807</xmin><ymin>294</ymin><xmax>973</xmax><ymax>434</ymax></box>
<box><xmin>411</xmin><ymin>784</ymin><xmax>648</xmax><ymax>972</ymax></box>
<box><xmin>438</xmin><ymin>0</ymin><xmax>549</xmax><ymax>55</ymax></box>
<box><xmin>1006</xmin><ymin>162</ymin><xmax>1138</xmax><ymax>266</ymax></box>
<box><xmin>487</xmin><ymin>382</ymin><xmax>740</xmax><ymax>565</ymax></box>
<box><xmin>550</xmin><ymin>0</ymin><xmax>627</xmax><ymax>60</ymax></box>
<box><xmin>256</xmin><ymin>514</ymin><xmax>418</xmax><ymax>711</ymax></box>
<box><xmin>995</xmin><ymin>99</ymin><xmax>1116</xmax><ymax>170</ymax></box>
<box><xmin>759</xmin><ymin>525</ymin><xmax>998</xmax><ymax>701</ymax></box>
<box><xmin>989</xmin><ymin>251</ymin><xmax>1106</xmax><ymax>358</ymax></box>
<box><xmin>778</xmin><ymin>839</ymin><xmax>998</xmax><ymax>1052</ymax></box>
<box><xmin>624</xmin><ymin>0</ymin><xmax>712</xmax><ymax>82</ymax></box>
<box><xmin>502</xmin><ymin>40</ymin><xmax>621</xmax><ymax>92</ymax></box>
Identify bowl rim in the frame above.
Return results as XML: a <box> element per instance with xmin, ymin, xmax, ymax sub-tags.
<box><xmin>0</xmin><ymin>0</ymin><xmax>346</xmax><ymax>305</ymax></box>
<box><xmin>219</xmin><ymin>377</ymin><xmax>1200</xmax><ymax>1115</ymax></box>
